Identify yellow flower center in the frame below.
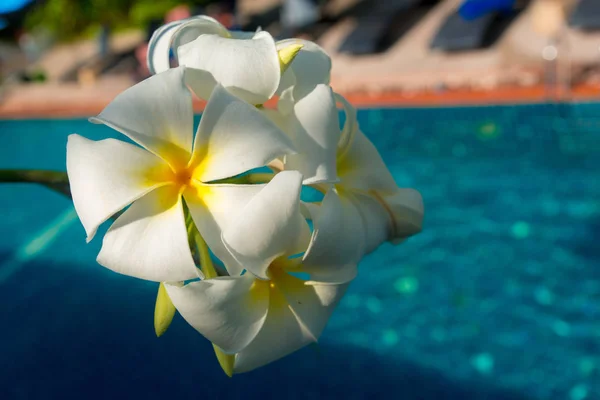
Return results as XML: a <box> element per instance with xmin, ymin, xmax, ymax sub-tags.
<box><xmin>172</xmin><ymin>167</ymin><xmax>195</xmax><ymax>189</ymax></box>
<box><xmin>142</xmin><ymin>149</ymin><xmax>217</xmax><ymax>208</ymax></box>
<box><xmin>249</xmin><ymin>257</ymin><xmax>291</xmax><ymax>295</ymax></box>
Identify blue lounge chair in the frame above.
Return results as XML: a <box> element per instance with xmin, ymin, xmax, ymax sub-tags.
<box><xmin>431</xmin><ymin>1</ymin><xmax>525</xmax><ymax>52</ymax></box>
<box><xmin>431</xmin><ymin>11</ymin><xmax>495</xmax><ymax>51</ymax></box>
<box><xmin>459</xmin><ymin>0</ymin><xmax>516</xmax><ymax>20</ymax></box>
<box><xmin>338</xmin><ymin>0</ymin><xmax>426</xmax><ymax>55</ymax></box>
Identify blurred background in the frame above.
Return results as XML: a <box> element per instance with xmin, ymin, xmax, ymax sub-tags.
<box><xmin>1</xmin><ymin>1</ymin><xmax>599</xmax><ymax>399</ymax></box>
<box><xmin>1</xmin><ymin>0</ymin><xmax>600</xmax><ymax>113</ymax></box>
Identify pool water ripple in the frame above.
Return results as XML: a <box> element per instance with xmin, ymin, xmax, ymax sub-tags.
<box><xmin>0</xmin><ymin>104</ymin><xmax>599</xmax><ymax>399</ymax></box>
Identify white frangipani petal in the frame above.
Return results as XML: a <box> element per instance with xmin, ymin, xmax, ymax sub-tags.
<box><xmin>302</xmin><ymin>189</ymin><xmax>363</xmax><ymax>284</ymax></box>
<box><xmin>146</xmin><ymin>20</ymin><xmax>184</xmax><ymax>75</ymax></box>
<box><xmin>66</xmin><ymin>135</ymin><xmax>170</xmax><ymax>242</ymax></box>
<box><xmin>193</xmin><ymin>84</ymin><xmax>295</xmax><ymax>183</ymax></box>
<box><xmin>351</xmin><ymin>192</ymin><xmax>392</xmax><ymax>254</ymax></box>
<box><xmin>335</xmin><ymin>92</ymin><xmax>424</xmax><ymax>246</ymax></box>
<box><xmin>276</xmin><ymin>272</ymin><xmax>348</xmax><ymax>340</ymax></box>
<box><xmin>300</xmin><ymin>201</ymin><xmax>320</xmax><ymax>220</ymax></box>
<box><xmin>184</xmin><ymin>183</ymin><xmax>265</xmax><ymax>276</ymax></box>
<box><xmin>222</xmin><ymin>171</ymin><xmax>311</xmax><ymax>280</ymax></box>
<box><xmin>335</xmin><ymin>92</ymin><xmax>358</xmax><ymax>154</ymax></box>
<box><xmin>234</xmin><ymin>285</ymin><xmax>314</xmax><ymax>374</ymax></box>
<box><xmin>147</xmin><ymin>16</ymin><xmax>228</xmax><ymax>75</ymax></box>
<box><xmin>171</xmin><ymin>17</ymin><xmax>228</xmax><ymax>60</ymax></box>
<box><xmin>338</xmin><ymin>129</ymin><xmax>397</xmax><ymax>195</ymax></box>
<box><xmin>277</xmin><ymin>81</ymin><xmax>296</xmax><ymax>116</ymax></box>
<box><xmin>179</xmin><ymin>31</ymin><xmax>280</xmax><ymax>104</ymax></box>
<box><xmin>284</xmin><ymin>84</ymin><xmax>341</xmax><ymax>184</ymax></box>
<box><xmin>381</xmin><ymin>188</ymin><xmax>424</xmax><ymax>242</ymax></box>
<box><xmin>97</xmin><ymin>186</ymin><xmax>198</xmax><ymax>282</ymax></box>
<box><xmin>276</xmin><ymin>39</ymin><xmax>331</xmax><ymax>102</ymax></box>
<box><xmin>89</xmin><ymin>67</ymin><xmax>193</xmax><ymax>169</ymax></box>
<box><xmin>260</xmin><ymin>107</ymin><xmax>293</xmax><ymax>135</ymax></box>
<box><xmin>164</xmin><ymin>275</ymin><xmax>269</xmax><ymax>354</ymax></box>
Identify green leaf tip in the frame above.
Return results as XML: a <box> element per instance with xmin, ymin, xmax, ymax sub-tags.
<box><xmin>278</xmin><ymin>43</ymin><xmax>303</xmax><ymax>74</ymax></box>
<box><xmin>213</xmin><ymin>344</ymin><xmax>235</xmax><ymax>378</ymax></box>
<box><xmin>0</xmin><ymin>169</ymin><xmax>71</xmax><ymax>199</ymax></box>
<box><xmin>154</xmin><ymin>282</ymin><xmax>176</xmax><ymax>337</ymax></box>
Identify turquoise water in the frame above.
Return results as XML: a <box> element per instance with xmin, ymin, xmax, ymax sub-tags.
<box><xmin>1</xmin><ymin>103</ymin><xmax>599</xmax><ymax>399</ymax></box>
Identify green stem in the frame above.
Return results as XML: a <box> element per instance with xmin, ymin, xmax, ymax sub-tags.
<box><xmin>191</xmin><ymin>229</ymin><xmax>235</xmax><ymax>377</ymax></box>
<box><xmin>0</xmin><ymin>169</ymin><xmax>274</xmax><ymax>201</ymax></box>
<box><xmin>0</xmin><ymin>169</ymin><xmax>71</xmax><ymax>198</ymax></box>
<box><xmin>245</xmin><ymin>172</ymin><xmax>274</xmax><ymax>184</ymax></box>
<box><xmin>192</xmin><ymin>230</ymin><xmax>217</xmax><ymax>279</ymax></box>
<box><xmin>209</xmin><ymin>172</ymin><xmax>275</xmax><ymax>185</ymax></box>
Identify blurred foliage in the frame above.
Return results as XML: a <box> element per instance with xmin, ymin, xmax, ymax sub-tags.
<box><xmin>20</xmin><ymin>69</ymin><xmax>48</xmax><ymax>82</ymax></box>
<box><xmin>24</xmin><ymin>0</ymin><xmax>210</xmax><ymax>41</ymax></box>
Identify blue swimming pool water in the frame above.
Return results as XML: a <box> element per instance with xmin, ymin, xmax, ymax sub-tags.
<box><xmin>1</xmin><ymin>103</ymin><xmax>599</xmax><ymax>400</ymax></box>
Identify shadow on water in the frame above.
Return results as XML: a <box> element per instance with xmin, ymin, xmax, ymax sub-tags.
<box><xmin>569</xmin><ymin>217</ymin><xmax>600</xmax><ymax>266</ymax></box>
<box><xmin>0</xmin><ymin>254</ymin><xmax>531</xmax><ymax>400</ymax></box>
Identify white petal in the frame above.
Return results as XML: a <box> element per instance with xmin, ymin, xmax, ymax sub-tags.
<box><xmin>147</xmin><ymin>16</ymin><xmax>228</xmax><ymax>75</ymax></box>
<box><xmin>234</xmin><ymin>284</ymin><xmax>313</xmax><ymax>374</ymax></box>
<box><xmin>338</xmin><ymin>129</ymin><xmax>397</xmax><ymax>195</ymax></box>
<box><xmin>380</xmin><ymin>188</ymin><xmax>424</xmax><ymax>242</ymax></box>
<box><xmin>222</xmin><ymin>171</ymin><xmax>311</xmax><ymax>280</ymax></box>
<box><xmin>302</xmin><ymin>189</ymin><xmax>363</xmax><ymax>284</ymax></box>
<box><xmin>179</xmin><ymin>30</ymin><xmax>280</xmax><ymax>104</ymax></box>
<box><xmin>66</xmin><ymin>134</ymin><xmax>170</xmax><ymax>241</ymax></box>
<box><xmin>90</xmin><ymin>67</ymin><xmax>193</xmax><ymax>169</ymax></box>
<box><xmin>97</xmin><ymin>185</ymin><xmax>198</xmax><ymax>282</ymax></box>
<box><xmin>146</xmin><ymin>20</ymin><xmax>184</xmax><ymax>75</ymax></box>
<box><xmin>284</xmin><ymin>84</ymin><xmax>341</xmax><ymax>184</ymax></box>
<box><xmin>276</xmin><ymin>39</ymin><xmax>331</xmax><ymax>102</ymax></box>
<box><xmin>259</xmin><ymin>107</ymin><xmax>294</xmax><ymax>169</ymax></box>
<box><xmin>184</xmin><ymin>183</ymin><xmax>265</xmax><ymax>276</ymax></box>
<box><xmin>334</xmin><ymin>92</ymin><xmax>358</xmax><ymax>155</ymax></box>
<box><xmin>277</xmin><ymin>81</ymin><xmax>295</xmax><ymax>115</ymax></box>
<box><xmin>350</xmin><ymin>192</ymin><xmax>392</xmax><ymax>254</ymax></box>
<box><xmin>164</xmin><ymin>274</ymin><xmax>269</xmax><ymax>354</ymax></box>
<box><xmin>193</xmin><ymin>84</ymin><xmax>295</xmax><ymax>182</ymax></box>
<box><xmin>276</xmin><ymin>271</ymin><xmax>348</xmax><ymax>340</ymax></box>
<box><xmin>300</xmin><ymin>201</ymin><xmax>320</xmax><ymax>221</ymax></box>
<box><xmin>260</xmin><ymin>107</ymin><xmax>293</xmax><ymax>134</ymax></box>
<box><xmin>172</xmin><ymin>17</ymin><xmax>229</xmax><ymax>60</ymax></box>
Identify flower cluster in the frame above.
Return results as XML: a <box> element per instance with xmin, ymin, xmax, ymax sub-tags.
<box><xmin>66</xmin><ymin>16</ymin><xmax>424</xmax><ymax>376</ymax></box>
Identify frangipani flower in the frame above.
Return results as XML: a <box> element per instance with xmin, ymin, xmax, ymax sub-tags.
<box><xmin>307</xmin><ymin>94</ymin><xmax>424</xmax><ymax>255</ymax></box>
<box><xmin>146</xmin><ymin>16</ymin><xmax>331</xmax><ymax>106</ymax></box>
<box><xmin>265</xmin><ymin>83</ymin><xmax>341</xmax><ymax>184</ymax></box>
<box><xmin>275</xmin><ymin>38</ymin><xmax>332</xmax><ymax>112</ymax></box>
<box><xmin>148</xmin><ymin>15</ymin><xmax>278</xmax><ymax>104</ymax></box>
<box><xmin>146</xmin><ymin>17</ymin><xmax>338</xmax><ymax>185</ymax></box>
<box><xmin>147</xmin><ymin>15</ymin><xmax>225</xmax><ymax>75</ymax></box>
<box><xmin>67</xmin><ymin>66</ymin><xmax>295</xmax><ymax>281</ymax></box>
<box><xmin>57</xmin><ymin>12</ymin><xmax>426</xmax><ymax>377</ymax></box>
<box><xmin>165</xmin><ymin>171</ymin><xmax>351</xmax><ymax>374</ymax></box>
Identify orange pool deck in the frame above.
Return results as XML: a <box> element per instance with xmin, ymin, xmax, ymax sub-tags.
<box><xmin>0</xmin><ymin>82</ymin><xmax>599</xmax><ymax>120</ymax></box>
